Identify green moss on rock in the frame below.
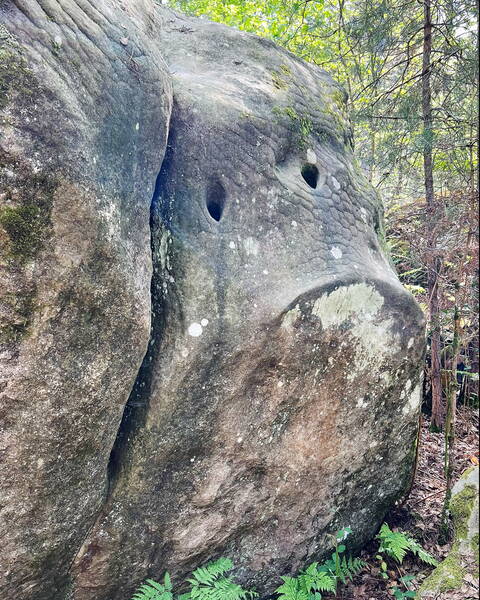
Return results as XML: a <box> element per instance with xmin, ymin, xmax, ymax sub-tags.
<box><xmin>0</xmin><ymin>290</ymin><xmax>36</xmax><ymax>343</ymax></box>
<box><xmin>0</xmin><ymin>150</ymin><xmax>56</xmax><ymax>343</ymax></box>
<box><xmin>0</xmin><ymin>147</ymin><xmax>55</xmax><ymax>264</ymax></box>
<box><xmin>471</xmin><ymin>533</ymin><xmax>479</xmax><ymax>564</ymax></box>
<box><xmin>0</xmin><ymin>171</ymin><xmax>55</xmax><ymax>263</ymax></box>
<box><xmin>271</xmin><ymin>70</ymin><xmax>288</xmax><ymax>90</ymax></box>
<box><xmin>418</xmin><ymin>468</ymin><xmax>479</xmax><ymax>597</ymax></box>
<box><xmin>450</xmin><ymin>484</ymin><xmax>476</xmax><ymax>539</ymax></box>
<box><xmin>419</xmin><ymin>543</ymin><xmax>465</xmax><ymax>594</ymax></box>
<box><xmin>272</xmin><ymin>105</ymin><xmax>313</xmax><ymax>148</ymax></box>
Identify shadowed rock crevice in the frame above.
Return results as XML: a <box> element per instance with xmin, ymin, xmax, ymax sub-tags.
<box><xmin>106</xmin><ymin>129</ymin><xmax>174</xmax><ymax>495</ymax></box>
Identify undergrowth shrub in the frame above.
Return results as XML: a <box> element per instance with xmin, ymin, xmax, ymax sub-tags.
<box><xmin>131</xmin><ymin>524</ymin><xmax>437</xmax><ymax>600</ymax></box>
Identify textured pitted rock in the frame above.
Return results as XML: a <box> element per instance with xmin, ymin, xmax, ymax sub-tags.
<box><xmin>1</xmin><ymin>2</ymin><xmax>424</xmax><ymax>599</ymax></box>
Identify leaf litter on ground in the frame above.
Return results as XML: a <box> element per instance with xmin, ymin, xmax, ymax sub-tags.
<box><xmin>327</xmin><ymin>406</ymin><xmax>478</xmax><ymax>600</ymax></box>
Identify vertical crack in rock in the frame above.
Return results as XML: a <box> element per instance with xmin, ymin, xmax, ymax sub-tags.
<box><xmin>105</xmin><ymin>139</ymin><xmax>174</xmax><ymax>497</ymax></box>
<box><xmin>67</xmin><ymin>115</ymin><xmax>177</xmax><ymax>584</ymax></box>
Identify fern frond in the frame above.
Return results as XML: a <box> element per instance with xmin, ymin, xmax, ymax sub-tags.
<box><xmin>188</xmin><ymin>559</ymin><xmax>256</xmax><ymax>600</ymax></box>
<box><xmin>163</xmin><ymin>573</ymin><xmax>173</xmax><ymax>591</ymax></box>
<box><xmin>406</xmin><ymin>536</ymin><xmax>439</xmax><ymax>566</ymax></box>
<box><xmin>377</xmin><ymin>523</ymin><xmax>438</xmax><ymax>566</ymax></box>
<box><xmin>299</xmin><ymin>565</ymin><xmax>336</xmax><ymax>593</ymax></box>
<box><xmin>209</xmin><ymin>577</ymin><xmax>255</xmax><ymax>600</ymax></box>
<box><xmin>376</xmin><ymin>523</ymin><xmax>410</xmax><ymax>563</ymax></box>
<box><xmin>130</xmin><ymin>577</ymin><xmax>174</xmax><ymax>600</ymax></box>
<box><xmin>189</xmin><ymin>558</ymin><xmax>234</xmax><ymax>586</ymax></box>
<box><xmin>275</xmin><ymin>576</ymin><xmax>309</xmax><ymax>600</ymax></box>
<box><xmin>339</xmin><ymin>556</ymin><xmax>365</xmax><ymax>582</ymax></box>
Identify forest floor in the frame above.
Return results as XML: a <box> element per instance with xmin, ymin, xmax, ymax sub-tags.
<box><xmin>339</xmin><ymin>406</ymin><xmax>479</xmax><ymax>600</ymax></box>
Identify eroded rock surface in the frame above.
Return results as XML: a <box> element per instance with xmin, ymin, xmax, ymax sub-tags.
<box><xmin>1</xmin><ymin>2</ymin><xmax>425</xmax><ymax>599</ymax></box>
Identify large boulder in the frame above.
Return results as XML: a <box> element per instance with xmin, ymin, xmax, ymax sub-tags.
<box><xmin>0</xmin><ymin>2</ymin><xmax>425</xmax><ymax>599</ymax></box>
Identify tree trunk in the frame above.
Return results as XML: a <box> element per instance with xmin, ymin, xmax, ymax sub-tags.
<box><xmin>422</xmin><ymin>0</ymin><xmax>443</xmax><ymax>430</ymax></box>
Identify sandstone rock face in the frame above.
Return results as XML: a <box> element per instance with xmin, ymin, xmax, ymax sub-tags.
<box><xmin>0</xmin><ymin>2</ymin><xmax>425</xmax><ymax>599</ymax></box>
<box><xmin>0</xmin><ymin>1</ymin><xmax>172</xmax><ymax>598</ymax></box>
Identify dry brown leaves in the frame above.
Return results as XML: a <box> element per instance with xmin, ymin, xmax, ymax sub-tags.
<box><xmin>333</xmin><ymin>406</ymin><xmax>479</xmax><ymax>600</ymax></box>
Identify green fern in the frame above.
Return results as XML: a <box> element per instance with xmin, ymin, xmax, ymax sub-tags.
<box><xmin>130</xmin><ymin>574</ymin><xmax>174</xmax><ymax>600</ymax></box>
<box><xmin>339</xmin><ymin>555</ymin><xmax>365</xmax><ymax>582</ymax></box>
<box><xmin>318</xmin><ymin>554</ymin><xmax>365</xmax><ymax>584</ymax></box>
<box><xmin>404</xmin><ymin>535</ymin><xmax>439</xmax><ymax>566</ymax></box>
<box><xmin>186</xmin><ymin>558</ymin><xmax>257</xmax><ymax>600</ymax></box>
<box><xmin>300</xmin><ymin>563</ymin><xmax>337</xmax><ymax>594</ymax></box>
<box><xmin>376</xmin><ymin>523</ymin><xmax>438</xmax><ymax>566</ymax></box>
<box><xmin>130</xmin><ymin>559</ymin><xmax>256</xmax><ymax>600</ymax></box>
<box><xmin>376</xmin><ymin>523</ymin><xmax>410</xmax><ymax>563</ymax></box>
<box><xmin>275</xmin><ymin>576</ymin><xmax>309</xmax><ymax>600</ymax></box>
<box><xmin>275</xmin><ymin>562</ymin><xmax>338</xmax><ymax>600</ymax></box>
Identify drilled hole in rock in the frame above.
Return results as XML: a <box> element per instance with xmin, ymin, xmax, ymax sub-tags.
<box><xmin>301</xmin><ymin>163</ymin><xmax>319</xmax><ymax>189</ymax></box>
<box><xmin>206</xmin><ymin>180</ymin><xmax>226</xmax><ymax>221</ymax></box>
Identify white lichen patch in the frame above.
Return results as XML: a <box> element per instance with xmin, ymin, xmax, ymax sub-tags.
<box><xmin>356</xmin><ymin>397</ymin><xmax>367</xmax><ymax>408</ymax></box>
<box><xmin>281</xmin><ymin>304</ymin><xmax>301</xmax><ymax>330</ymax></box>
<box><xmin>312</xmin><ymin>283</ymin><xmax>384</xmax><ymax>329</ymax></box>
<box><xmin>159</xmin><ymin>230</ymin><xmax>172</xmax><ymax>272</ymax></box>
<box><xmin>229</xmin><ymin>241</ymin><xmax>236</xmax><ymax>249</ymax></box>
<box><xmin>243</xmin><ymin>237</ymin><xmax>259</xmax><ymax>256</ymax></box>
<box><xmin>330</xmin><ymin>246</ymin><xmax>342</xmax><ymax>259</ymax></box>
<box><xmin>306</xmin><ymin>148</ymin><xmax>317</xmax><ymax>163</ymax></box>
<box><xmin>313</xmin><ymin>283</ymin><xmax>400</xmax><ymax>373</ymax></box>
<box><xmin>187</xmin><ymin>322</ymin><xmax>203</xmax><ymax>337</ymax></box>
<box><xmin>402</xmin><ymin>383</ymin><xmax>421</xmax><ymax>415</ymax></box>
<box><xmin>349</xmin><ymin>317</ymin><xmax>396</xmax><ymax>371</ymax></box>
<box><xmin>331</xmin><ymin>176</ymin><xmax>341</xmax><ymax>190</ymax></box>
<box><xmin>97</xmin><ymin>201</ymin><xmax>120</xmax><ymax>240</ymax></box>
